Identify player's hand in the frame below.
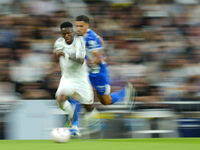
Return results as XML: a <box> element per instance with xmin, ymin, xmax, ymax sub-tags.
<box><xmin>56</xmin><ymin>49</ymin><xmax>65</xmax><ymax>59</ymax></box>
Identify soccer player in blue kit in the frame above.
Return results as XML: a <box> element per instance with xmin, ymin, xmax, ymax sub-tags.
<box><xmin>67</xmin><ymin>15</ymin><xmax>137</xmax><ymax>138</ymax></box>
<box><xmin>75</xmin><ymin>15</ymin><xmax>137</xmax><ymax>107</ymax></box>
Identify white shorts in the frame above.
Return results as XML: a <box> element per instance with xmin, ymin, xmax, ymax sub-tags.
<box><xmin>55</xmin><ymin>77</ymin><xmax>94</xmax><ymax>104</ymax></box>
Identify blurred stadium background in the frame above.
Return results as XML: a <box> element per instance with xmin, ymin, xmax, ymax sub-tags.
<box><xmin>1</xmin><ymin>0</ymin><xmax>200</xmax><ymax>140</ymax></box>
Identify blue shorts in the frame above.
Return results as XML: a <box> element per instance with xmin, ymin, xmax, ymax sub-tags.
<box><xmin>89</xmin><ymin>63</ymin><xmax>111</xmax><ymax>95</ymax></box>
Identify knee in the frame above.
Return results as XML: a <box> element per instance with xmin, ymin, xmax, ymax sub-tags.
<box><xmin>99</xmin><ymin>97</ymin><xmax>111</xmax><ymax>105</ymax></box>
<box><xmin>57</xmin><ymin>95</ymin><xmax>69</xmax><ymax>103</ymax></box>
<box><xmin>83</xmin><ymin>104</ymin><xmax>95</xmax><ymax>112</ymax></box>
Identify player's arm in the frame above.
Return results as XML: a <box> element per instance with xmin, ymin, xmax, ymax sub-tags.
<box><xmin>98</xmin><ymin>36</ymin><xmax>107</xmax><ymax>62</ymax></box>
<box><xmin>45</xmin><ymin>62</ymin><xmax>61</xmax><ymax>78</ymax></box>
<box><xmin>68</xmin><ymin>37</ymin><xmax>85</xmax><ymax>64</ymax></box>
<box><xmin>98</xmin><ymin>36</ymin><xmax>104</xmax><ymax>46</ymax></box>
<box><xmin>53</xmin><ymin>40</ymin><xmax>66</xmax><ymax>62</ymax></box>
<box><xmin>53</xmin><ymin>48</ymin><xmax>85</xmax><ymax>64</ymax></box>
<box><xmin>88</xmin><ymin>51</ymin><xmax>101</xmax><ymax>65</ymax></box>
<box><xmin>68</xmin><ymin>55</ymin><xmax>84</xmax><ymax>64</ymax></box>
<box><xmin>45</xmin><ymin>50</ymin><xmax>62</xmax><ymax>78</ymax></box>
<box><xmin>87</xmin><ymin>36</ymin><xmax>105</xmax><ymax>67</ymax></box>
<box><xmin>45</xmin><ymin>41</ymin><xmax>65</xmax><ymax>77</ymax></box>
<box><xmin>54</xmin><ymin>49</ymin><xmax>65</xmax><ymax>62</ymax></box>
<box><xmin>54</xmin><ymin>48</ymin><xmax>84</xmax><ymax>64</ymax></box>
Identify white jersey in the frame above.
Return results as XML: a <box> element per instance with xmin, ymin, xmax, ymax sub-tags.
<box><xmin>54</xmin><ymin>35</ymin><xmax>89</xmax><ymax>81</ymax></box>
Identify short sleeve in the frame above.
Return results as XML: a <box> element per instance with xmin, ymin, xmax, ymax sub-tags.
<box><xmin>86</xmin><ymin>36</ymin><xmax>102</xmax><ymax>52</ymax></box>
<box><xmin>53</xmin><ymin>38</ymin><xmax>64</xmax><ymax>53</ymax></box>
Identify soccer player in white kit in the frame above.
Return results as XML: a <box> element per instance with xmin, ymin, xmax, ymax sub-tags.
<box><xmin>53</xmin><ymin>21</ymin><xmax>94</xmax><ymax>137</ymax></box>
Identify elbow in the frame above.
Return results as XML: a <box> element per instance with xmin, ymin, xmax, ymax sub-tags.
<box><xmin>80</xmin><ymin>58</ymin><xmax>85</xmax><ymax>64</ymax></box>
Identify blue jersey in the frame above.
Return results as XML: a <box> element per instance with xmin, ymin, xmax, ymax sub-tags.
<box><xmin>85</xmin><ymin>29</ymin><xmax>102</xmax><ymax>52</ymax></box>
<box><xmin>84</xmin><ymin>29</ymin><xmax>106</xmax><ymax>74</ymax></box>
<box><xmin>84</xmin><ymin>29</ymin><xmax>110</xmax><ymax>95</ymax></box>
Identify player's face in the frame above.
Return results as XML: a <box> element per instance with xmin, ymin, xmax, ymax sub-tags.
<box><xmin>76</xmin><ymin>21</ymin><xmax>89</xmax><ymax>36</ymax></box>
<box><xmin>61</xmin><ymin>27</ymin><xmax>74</xmax><ymax>44</ymax></box>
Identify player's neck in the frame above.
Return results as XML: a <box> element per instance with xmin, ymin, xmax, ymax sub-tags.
<box><xmin>83</xmin><ymin>29</ymin><xmax>90</xmax><ymax>38</ymax></box>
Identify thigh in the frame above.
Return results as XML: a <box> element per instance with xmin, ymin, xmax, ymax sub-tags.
<box><xmin>75</xmin><ymin>81</ymin><xmax>94</xmax><ymax>104</ymax></box>
<box><xmin>55</xmin><ymin>77</ymin><xmax>75</xmax><ymax>97</ymax></box>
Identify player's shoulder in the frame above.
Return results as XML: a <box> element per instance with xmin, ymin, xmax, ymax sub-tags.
<box><xmin>86</xmin><ymin>29</ymin><xmax>99</xmax><ymax>40</ymax></box>
<box><xmin>54</xmin><ymin>37</ymin><xmax>64</xmax><ymax>44</ymax></box>
<box><xmin>53</xmin><ymin>37</ymin><xmax>65</xmax><ymax>51</ymax></box>
<box><xmin>85</xmin><ymin>29</ymin><xmax>102</xmax><ymax>47</ymax></box>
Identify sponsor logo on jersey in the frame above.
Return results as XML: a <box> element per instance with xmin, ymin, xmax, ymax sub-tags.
<box><xmin>88</xmin><ymin>40</ymin><xmax>98</xmax><ymax>46</ymax></box>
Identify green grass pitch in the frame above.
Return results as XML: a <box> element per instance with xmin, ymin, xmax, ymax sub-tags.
<box><xmin>0</xmin><ymin>138</ymin><xmax>200</xmax><ymax>150</ymax></box>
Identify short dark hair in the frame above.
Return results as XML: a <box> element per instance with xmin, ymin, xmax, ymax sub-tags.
<box><xmin>60</xmin><ymin>21</ymin><xmax>73</xmax><ymax>29</ymax></box>
<box><xmin>76</xmin><ymin>15</ymin><xmax>90</xmax><ymax>24</ymax></box>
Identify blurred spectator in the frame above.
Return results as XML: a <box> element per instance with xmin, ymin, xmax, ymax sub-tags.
<box><xmin>181</xmin><ymin>76</ymin><xmax>200</xmax><ymax>101</ymax></box>
<box><xmin>9</xmin><ymin>40</ymin><xmax>53</xmax><ymax>99</ymax></box>
<box><xmin>0</xmin><ymin>0</ymin><xmax>199</xmax><ymax>108</ymax></box>
<box><xmin>0</xmin><ymin>16</ymin><xmax>16</xmax><ymax>48</ymax></box>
